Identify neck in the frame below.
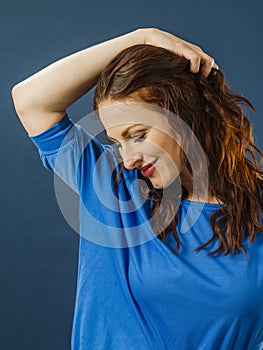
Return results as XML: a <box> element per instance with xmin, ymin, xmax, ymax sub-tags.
<box><xmin>180</xmin><ymin>167</ymin><xmax>223</xmax><ymax>204</ymax></box>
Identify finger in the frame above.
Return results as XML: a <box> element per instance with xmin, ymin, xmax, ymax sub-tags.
<box><xmin>213</xmin><ymin>63</ymin><xmax>219</xmax><ymax>70</ymax></box>
<box><xmin>200</xmin><ymin>54</ymin><xmax>219</xmax><ymax>77</ymax></box>
<box><xmin>177</xmin><ymin>42</ymin><xmax>219</xmax><ymax>76</ymax></box>
<box><xmin>176</xmin><ymin>46</ymin><xmax>202</xmax><ymax>73</ymax></box>
<box><xmin>188</xmin><ymin>53</ymin><xmax>202</xmax><ymax>73</ymax></box>
<box><xmin>168</xmin><ymin>41</ymin><xmax>219</xmax><ymax>76</ymax></box>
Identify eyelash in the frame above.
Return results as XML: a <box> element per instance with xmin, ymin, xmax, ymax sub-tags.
<box><xmin>133</xmin><ymin>132</ymin><xmax>147</xmax><ymax>143</ymax></box>
<box><xmin>114</xmin><ymin>132</ymin><xmax>147</xmax><ymax>149</ymax></box>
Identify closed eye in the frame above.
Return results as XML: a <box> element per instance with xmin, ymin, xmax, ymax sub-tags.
<box><xmin>133</xmin><ymin>132</ymin><xmax>147</xmax><ymax>143</ymax></box>
<box><xmin>107</xmin><ymin>132</ymin><xmax>147</xmax><ymax>148</ymax></box>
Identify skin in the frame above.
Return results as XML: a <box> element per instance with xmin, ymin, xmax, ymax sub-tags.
<box><xmin>12</xmin><ymin>28</ymin><xmax>218</xmax><ymax>137</ymax></box>
<box><xmin>99</xmin><ymin>100</ymin><xmax>222</xmax><ymax>204</ymax></box>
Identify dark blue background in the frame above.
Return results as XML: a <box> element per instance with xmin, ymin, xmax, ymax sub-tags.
<box><xmin>1</xmin><ymin>0</ymin><xmax>262</xmax><ymax>349</ymax></box>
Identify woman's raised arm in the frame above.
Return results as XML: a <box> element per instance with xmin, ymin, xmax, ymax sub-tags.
<box><xmin>11</xmin><ymin>28</ymin><xmax>218</xmax><ymax>136</ymax></box>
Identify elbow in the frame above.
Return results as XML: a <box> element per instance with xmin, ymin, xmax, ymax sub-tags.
<box><xmin>11</xmin><ymin>82</ymin><xmax>33</xmax><ymax>116</ymax></box>
<box><xmin>12</xmin><ymin>82</ymin><xmax>25</xmax><ymax>101</ymax></box>
<box><xmin>12</xmin><ymin>83</ymin><xmax>24</xmax><ymax>111</ymax></box>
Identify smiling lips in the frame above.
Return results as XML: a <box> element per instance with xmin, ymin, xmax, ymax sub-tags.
<box><xmin>140</xmin><ymin>159</ymin><xmax>157</xmax><ymax>177</ymax></box>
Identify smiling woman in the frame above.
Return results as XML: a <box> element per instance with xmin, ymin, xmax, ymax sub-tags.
<box><xmin>12</xmin><ymin>27</ymin><xmax>263</xmax><ymax>350</ymax></box>
<box><xmin>99</xmin><ymin>101</ymin><xmax>186</xmax><ymax>189</ymax></box>
<box><xmin>94</xmin><ymin>45</ymin><xmax>263</xmax><ymax>256</ymax></box>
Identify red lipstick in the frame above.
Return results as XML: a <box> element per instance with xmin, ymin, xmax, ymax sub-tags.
<box><xmin>140</xmin><ymin>160</ymin><xmax>157</xmax><ymax>177</ymax></box>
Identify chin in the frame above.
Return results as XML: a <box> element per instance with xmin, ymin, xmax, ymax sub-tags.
<box><xmin>153</xmin><ymin>184</ymin><xmax>163</xmax><ymax>189</ymax></box>
<box><xmin>150</xmin><ymin>178</ymin><xmax>165</xmax><ymax>189</ymax></box>
<box><xmin>151</xmin><ymin>175</ymin><xmax>177</xmax><ymax>190</ymax></box>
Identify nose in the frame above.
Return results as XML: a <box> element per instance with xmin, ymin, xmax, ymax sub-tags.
<box><xmin>120</xmin><ymin>143</ymin><xmax>143</xmax><ymax>170</ymax></box>
<box><xmin>123</xmin><ymin>157</ymin><xmax>143</xmax><ymax>170</ymax></box>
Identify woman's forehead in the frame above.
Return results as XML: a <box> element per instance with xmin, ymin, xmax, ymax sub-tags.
<box><xmin>98</xmin><ymin>101</ymin><xmax>169</xmax><ymax>130</ymax></box>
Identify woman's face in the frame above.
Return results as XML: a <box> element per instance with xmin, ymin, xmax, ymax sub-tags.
<box><xmin>98</xmin><ymin>101</ymin><xmax>186</xmax><ymax>189</ymax></box>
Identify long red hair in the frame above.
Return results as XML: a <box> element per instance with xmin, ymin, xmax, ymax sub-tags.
<box><xmin>93</xmin><ymin>44</ymin><xmax>263</xmax><ymax>257</ymax></box>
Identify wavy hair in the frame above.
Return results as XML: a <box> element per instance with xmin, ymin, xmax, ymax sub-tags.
<box><xmin>93</xmin><ymin>44</ymin><xmax>263</xmax><ymax>257</ymax></box>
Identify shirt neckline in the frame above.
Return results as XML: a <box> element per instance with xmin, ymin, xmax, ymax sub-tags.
<box><xmin>180</xmin><ymin>199</ymin><xmax>224</xmax><ymax>210</ymax></box>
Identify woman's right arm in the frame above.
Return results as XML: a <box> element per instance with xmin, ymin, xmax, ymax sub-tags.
<box><xmin>12</xmin><ymin>28</ymin><xmax>218</xmax><ymax>136</ymax></box>
<box><xmin>12</xmin><ymin>29</ymin><xmax>147</xmax><ymax>136</ymax></box>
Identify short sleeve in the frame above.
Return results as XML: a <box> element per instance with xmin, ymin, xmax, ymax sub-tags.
<box><xmin>28</xmin><ymin>113</ymin><xmax>115</xmax><ymax>195</ymax></box>
<box><xmin>28</xmin><ymin>113</ymin><xmax>156</xmax><ymax>248</ymax></box>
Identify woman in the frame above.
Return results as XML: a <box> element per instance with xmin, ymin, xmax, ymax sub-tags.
<box><xmin>12</xmin><ymin>28</ymin><xmax>263</xmax><ymax>349</ymax></box>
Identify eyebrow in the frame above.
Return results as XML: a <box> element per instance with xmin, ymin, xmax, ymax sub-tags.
<box><xmin>107</xmin><ymin>124</ymin><xmax>147</xmax><ymax>142</ymax></box>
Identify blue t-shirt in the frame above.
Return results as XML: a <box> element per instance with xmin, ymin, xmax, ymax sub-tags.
<box><xmin>29</xmin><ymin>113</ymin><xmax>263</xmax><ymax>350</ymax></box>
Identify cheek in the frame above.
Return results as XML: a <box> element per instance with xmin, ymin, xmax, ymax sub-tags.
<box><xmin>143</xmin><ymin>135</ymin><xmax>169</xmax><ymax>154</ymax></box>
<box><xmin>157</xmin><ymin>140</ymin><xmax>183</xmax><ymax>171</ymax></box>
<box><xmin>144</xmin><ymin>144</ymin><xmax>162</xmax><ymax>155</ymax></box>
